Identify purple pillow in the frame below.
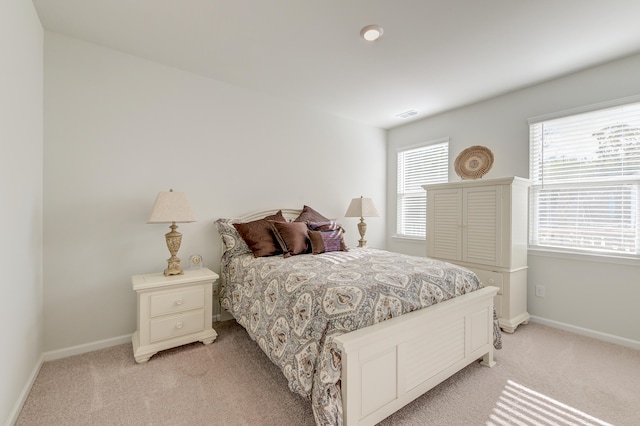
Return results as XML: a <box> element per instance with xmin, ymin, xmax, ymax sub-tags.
<box><xmin>308</xmin><ymin>229</ymin><xmax>348</xmax><ymax>254</ymax></box>
<box><xmin>307</xmin><ymin>220</ymin><xmax>344</xmax><ymax>232</ymax></box>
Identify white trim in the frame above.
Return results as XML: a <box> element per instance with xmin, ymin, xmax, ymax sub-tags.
<box><xmin>42</xmin><ymin>333</ymin><xmax>132</xmax><ymax>362</ymax></box>
<box><xmin>5</xmin><ymin>355</ymin><xmax>44</xmax><ymax>426</ymax></box>
<box><xmin>529</xmin><ymin>316</ymin><xmax>640</xmax><ymax>350</ymax></box>
<box><xmin>528</xmin><ymin>93</ymin><xmax>640</xmax><ymax>124</ymax></box>
<box><xmin>391</xmin><ymin>235</ymin><xmax>426</xmax><ymax>244</ymax></box>
<box><xmin>238</xmin><ymin>208</ymin><xmax>302</xmax><ymax>223</ymax></box>
<box><xmin>528</xmin><ymin>248</ymin><xmax>639</xmax><ymax>266</ymax></box>
<box><xmin>43</xmin><ymin>313</ymin><xmax>223</xmax><ymax>362</ymax></box>
<box><xmin>395</xmin><ymin>136</ymin><xmax>450</xmax><ymax>153</ymax></box>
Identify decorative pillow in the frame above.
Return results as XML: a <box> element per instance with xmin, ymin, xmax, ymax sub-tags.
<box><xmin>307</xmin><ymin>220</ymin><xmax>344</xmax><ymax>232</ymax></box>
<box><xmin>233</xmin><ymin>210</ymin><xmax>287</xmax><ymax>258</ymax></box>
<box><xmin>215</xmin><ymin>218</ymin><xmax>251</xmax><ymax>258</ymax></box>
<box><xmin>294</xmin><ymin>205</ymin><xmax>330</xmax><ymax>223</ymax></box>
<box><xmin>270</xmin><ymin>221</ymin><xmax>310</xmax><ymax>257</ymax></box>
<box><xmin>308</xmin><ymin>229</ymin><xmax>348</xmax><ymax>254</ymax></box>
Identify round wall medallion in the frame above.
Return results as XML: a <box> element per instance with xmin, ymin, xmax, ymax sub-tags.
<box><xmin>454</xmin><ymin>145</ymin><xmax>494</xmax><ymax>180</ymax></box>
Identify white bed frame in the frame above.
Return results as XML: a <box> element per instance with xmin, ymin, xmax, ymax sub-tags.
<box><xmin>335</xmin><ymin>286</ymin><xmax>497</xmax><ymax>425</ymax></box>
<box><xmin>223</xmin><ymin>209</ymin><xmax>499</xmax><ymax>426</ymax></box>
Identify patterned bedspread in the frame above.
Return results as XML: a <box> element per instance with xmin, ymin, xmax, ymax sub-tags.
<box><xmin>220</xmin><ymin>248</ymin><xmax>500</xmax><ymax>425</ymax></box>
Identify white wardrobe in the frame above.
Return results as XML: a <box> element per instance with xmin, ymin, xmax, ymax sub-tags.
<box><xmin>423</xmin><ymin>177</ymin><xmax>530</xmax><ymax>332</ymax></box>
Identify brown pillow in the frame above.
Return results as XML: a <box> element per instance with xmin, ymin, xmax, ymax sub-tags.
<box><xmin>294</xmin><ymin>205</ymin><xmax>330</xmax><ymax>223</ymax></box>
<box><xmin>270</xmin><ymin>221</ymin><xmax>310</xmax><ymax>257</ymax></box>
<box><xmin>233</xmin><ymin>210</ymin><xmax>287</xmax><ymax>257</ymax></box>
<box><xmin>308</xmin><ymin>229</ymin><xmax>348</xmax><ymax>254</ymax></box>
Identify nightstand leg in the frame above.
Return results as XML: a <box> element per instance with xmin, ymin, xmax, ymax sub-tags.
<box><xmin>200</xmin><ymin>330</ymin><xmax>217</xmax><ymax>345</ymax></box>
<box><xmin>134</xmin><ymin>354</ymin><xmax>154</xmax><ymax>363</ymax></box>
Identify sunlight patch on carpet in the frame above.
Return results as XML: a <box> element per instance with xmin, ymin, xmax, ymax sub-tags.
<box><xmin>487</xmin><ymin>380</ymin><xmax>613</xmax><ymax>426</ymax></box>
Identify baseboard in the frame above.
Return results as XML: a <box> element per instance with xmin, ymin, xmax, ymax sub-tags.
<box><xmin>5</xmin><ymin>354</ymin><xmax>44</xmax><ymax>426</ymax></box>
<box><xmin>42</xmin><ymin>333</ymin><xmax>133</xmax><ymax>362</ymax></box>
<box><xmin>43</xmin><ymin>315</ymin><xmax>227</xmax><ymax>361</ymax></box>
<box><xmin>529</xmin><ymin>316</ymin><xmax>640</xmax><ymax>350</ymax></box>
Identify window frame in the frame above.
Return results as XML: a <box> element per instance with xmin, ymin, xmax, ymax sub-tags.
<box><xmin>528</xmin><ymin>95</ymin><xmax>640</xmax><ymax>261</ymax></box>
<box><xmin>396</xmin><ymin>138</ymin><xmax>449</xmax><ymax>240</ymax></box>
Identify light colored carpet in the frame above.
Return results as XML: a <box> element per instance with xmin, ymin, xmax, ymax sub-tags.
<box><xmin>16</xmin><ymin>321</ymin><xmax>640</xmax><ymax>425</ymax></box>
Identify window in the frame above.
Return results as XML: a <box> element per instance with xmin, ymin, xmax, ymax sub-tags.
<box><xmin>397</xmin><ymin>139</ymin><xmax>449</xmax><ymax>238</ymax></box>
<box><xmin>529</xmin><ymin>98</ymin><xmax>640</xmax><ymax>259</ymax></box>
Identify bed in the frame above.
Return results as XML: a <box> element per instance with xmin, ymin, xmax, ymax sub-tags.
<box><xmin>215</xmin><ymin>208</ymin><xmax>501</xmax><ymax>426</ymax></box>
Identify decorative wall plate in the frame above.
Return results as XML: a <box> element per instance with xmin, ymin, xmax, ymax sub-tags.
<box><xmin>454</xmin><ymin>145</ymin><xmax>494</xmax><ymax>179</ymax></box>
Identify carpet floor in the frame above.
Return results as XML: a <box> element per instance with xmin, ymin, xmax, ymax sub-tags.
<box><xmin>16</xmin><ymin>320</ymin><xmax>640</xmax><ymax>425</ymax></box>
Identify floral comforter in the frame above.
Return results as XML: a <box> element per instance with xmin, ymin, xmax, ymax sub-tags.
<box><xmin>220</xmin><ymin>248</ymin><xmax>501</xmax><ymax>425</ymax></box>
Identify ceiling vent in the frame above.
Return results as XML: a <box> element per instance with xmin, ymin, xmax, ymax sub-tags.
<box><xmin>396</xmin><ymin>110</ymin><xmax>419</xmax><ymax>119</ymax></box>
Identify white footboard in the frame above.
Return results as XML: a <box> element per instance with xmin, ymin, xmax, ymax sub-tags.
<box><xmin>334</xmin><ymin>286</ymin><xmax>499</xmax><ymax>426</ymax></box>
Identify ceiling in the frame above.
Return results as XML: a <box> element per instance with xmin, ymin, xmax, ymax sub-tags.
<box><xmin>32</xmin><ymin>0</ymin><xmax>640</xmax><ymax>129</ymax></box>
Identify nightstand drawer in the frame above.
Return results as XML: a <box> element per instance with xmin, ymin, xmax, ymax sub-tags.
<box><xmin>150</xmin><ymin>287</ymin><xmax>204</xmax><ymax>316</ymax></box>
<box><xmin>150</xmin><ymin>310</ymin><xmax>205</xmax><ymax>342</ymax></box>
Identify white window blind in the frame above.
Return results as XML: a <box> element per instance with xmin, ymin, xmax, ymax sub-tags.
<box><xmin>529</xmin><ymin>99</ymin><xmax>640</xmax><ymax>258</ymax></box>
<box><xmin>397</xmin><ymin>139</ymin><xmax>449</xmax><ymax>238</ymax></box>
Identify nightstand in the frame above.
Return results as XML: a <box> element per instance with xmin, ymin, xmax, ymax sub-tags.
<box><xmin>131</xmin><ymin>268</ymin><xmax>218</xmax><ymax>363</ymax></box>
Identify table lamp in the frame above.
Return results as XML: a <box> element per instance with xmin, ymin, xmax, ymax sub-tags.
<box><xmin>344</xmin><ymin>196</ymin><xmax>379</xmax><ymax>247</ymax></box>
<box><xmin>148</xmin><ymin>189</ymin><xmax>196</xmax><ymax>276</ymax></box>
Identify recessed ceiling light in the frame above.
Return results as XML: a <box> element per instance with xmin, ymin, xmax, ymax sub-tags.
<box><xmin>360</xmin><ymin>24</ymin><xmax>384</xmax><ymax>41</ymax></box>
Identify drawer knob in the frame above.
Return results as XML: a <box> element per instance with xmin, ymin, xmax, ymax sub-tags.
<box><xmin>175</xmin><ymin>298</ymin><xmax>184</xmax><ymax>305</ymax></box>
<box><xmin>175</xmin><ymin>322</ymin><xmax>184</xmax><ymax>329</ymax></box>
<box><xmin>488</xmin><ymin>278</ymin><xmax>495</xmax><ymax>284</ymax></box>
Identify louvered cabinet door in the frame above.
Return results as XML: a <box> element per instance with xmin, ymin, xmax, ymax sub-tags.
<box><xmin>426</xmin><ymin>188</ymin><xmax>462</xmax><ymax>261</ymax></box>
<box><xmin>462</xmin><ymin>185</ymin><xmax>503</xmax><ymax>267</ymax></box>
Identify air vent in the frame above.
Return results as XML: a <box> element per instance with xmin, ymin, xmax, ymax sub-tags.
<box><xmin>396</xmin><ymin>110</ymin><xmax>419</xmax><ymax>119</ymax></box>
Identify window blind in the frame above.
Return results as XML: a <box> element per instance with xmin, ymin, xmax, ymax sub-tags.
<box><xmin>529</xmin><ymin>100</ymin><xmax>640</xmax><ymax>258</ymax></box>
<box><xmin>397</xmin><ymin>140</ymin><xmax>449</xmax><ymax>238</ymax></box>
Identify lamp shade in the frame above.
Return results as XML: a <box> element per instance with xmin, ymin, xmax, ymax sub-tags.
<box><xmin>148</xmin><ymin>190</ymin><xmax>196</xmax><ymax>223</ymax></box>
<box><xmin>344</xmin><ymin>196</ymin><xmax>379</xmax><ymax>218</ymax></box>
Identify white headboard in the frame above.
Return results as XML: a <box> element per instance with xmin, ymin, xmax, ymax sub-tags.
<box><xmin>238</xmin><ymin>208</ymin><xmax>302</xmax><ymax>223</ymax></box>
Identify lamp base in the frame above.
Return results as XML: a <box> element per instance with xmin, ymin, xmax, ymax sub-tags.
<box><xmin>163</xmin><ymin>223</ymin><xmax>184</xmax><ymax>276</ymax></box>
<box><xmin>164</xmin><ymin>257</ymin><xmax>184</xmax><ymax>276</ymax></box>
<box><xmin>357</xmin><ymin>218</ymin><xmax>367</xmax><ymax>248</ymax></box>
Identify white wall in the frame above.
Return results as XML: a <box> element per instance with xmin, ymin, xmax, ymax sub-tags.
<box><xmin>0</xmin><ymin>0</ymin><xmax>43</xmax><ymax>423</ymax></box>
<box><xmin>43</xmin><ymin>33</ymin><xmax>387</xmax><ymax>352</ymax></box>
<box><xmin>388</xmin><ymin>53</ymin><xmax>640</xmax><ymax>345</ymax></box>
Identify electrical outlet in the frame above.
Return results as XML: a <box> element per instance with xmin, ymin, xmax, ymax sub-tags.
<box><xmin>535</xmin><ymin>285</ymin><xmax>546</xmax><ymax>298</ymax></box>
